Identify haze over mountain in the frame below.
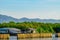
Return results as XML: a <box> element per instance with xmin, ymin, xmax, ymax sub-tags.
<box><xmin>0</xmin><ymin>14</ymin><xmax>60</xmax><ymax>23</ymax></box>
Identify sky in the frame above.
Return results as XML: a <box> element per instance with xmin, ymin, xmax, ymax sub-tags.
<box><xmin>0</xmin><ymin>0</ymin><xmax>60</xmax><ymax>19</ymax></box>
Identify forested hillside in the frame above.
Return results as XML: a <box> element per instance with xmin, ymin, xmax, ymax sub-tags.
<box><xmin>0</xmin><ymin>21</ymin><xmax>60</xmax><ymax>33</ymax></box>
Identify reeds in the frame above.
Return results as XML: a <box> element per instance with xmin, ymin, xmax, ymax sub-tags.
<box><xmin>0</xmin><ymin>34</ymin><xmax>9</xmax><ymax>39</ymax></box>
<box><xmin>17</xmin><ymin>33</ymin><xmax>52</xmax><ymax>39</ymax></box>
<box><xmin>57</xmin><ymin>33</ymin><xmax>60</xmax><ymax>37</ymax></box>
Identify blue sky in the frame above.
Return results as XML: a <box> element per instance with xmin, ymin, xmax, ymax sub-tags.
<box><xmin>0</xmin><ymin>0</ymin><xmax>60</xmax><ymax>19</ymax></box>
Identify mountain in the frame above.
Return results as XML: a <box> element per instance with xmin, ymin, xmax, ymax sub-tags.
<box><xmin>19</xmin><ymin>18</ymin><xmax>60</xmax><ymax>23</ymax></box>
<box><xmin>0</xmin><ymin>14</ymin><xmax>19</xmax><ymax>23</ymax></box>
<box><xmin>0</xmin><ymin>14</ymin><xmax>60</xmax><ymax>23</ymax></box>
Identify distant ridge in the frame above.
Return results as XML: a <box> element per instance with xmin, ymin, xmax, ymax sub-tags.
<box><xmin>0</xmin><ymin>14</ymin><xmax>60</xmax><ymax>23</ymax></box>
<box><xmin>0</xmin><ymin>14</ymin><xmax>19</xmax><ymax>23</ymax></box>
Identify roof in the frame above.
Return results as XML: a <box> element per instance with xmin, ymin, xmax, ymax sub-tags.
<box><xmin>0</xmin><ymin>28</ymin><xmax>21</xmax><ymax>33</ymax></box>
<box><xmin>0</xmin><ymin>28</ymin><xmax>20</xmax><ymax>30</ymax></box>
<box><xmin>28</xmin><ymin>28</ymin><xmax>35</xmax><ymax>30</ymax></box>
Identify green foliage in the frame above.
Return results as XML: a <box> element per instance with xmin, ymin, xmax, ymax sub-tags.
<box><xmin>0</xmin><ymin>21</ymin><xmax>60</xmax><ymax>33</ymax></box>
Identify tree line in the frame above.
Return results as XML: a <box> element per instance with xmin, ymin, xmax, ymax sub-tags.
<box><xmin>0</xmin><ymin>21</ymin><xmax>60</xmax><ymax>33</ymax></box>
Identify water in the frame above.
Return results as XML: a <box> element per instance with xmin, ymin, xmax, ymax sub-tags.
<box><xmin>9</xmin><ymin>36</ymin><xmax>59</xmax><ymax>40</ymax></box>
<box><xmin>18</xmin><ymin>38</ymin><xmax>60</xmax><ymax>40</ymax></box>
<box><xmin>9</xmin><ymin>36</ymin><xmax>17</xmax><ymax>40</ymax></box>
<box><xmin>0</xmin><ymin>38</ymin><xmax>60</xmax><ymax>40</ymax></box>
<box><xmin>0</xmin><ymin>37</ymin><xmax>60</xmax><ymax>40</ymax></box>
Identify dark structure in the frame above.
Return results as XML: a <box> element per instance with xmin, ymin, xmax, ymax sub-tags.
<box><xmin>0</xmin><ymin>28</ymin><xmax>36</xmax><ymax>35</ymax></box>
<box><xmin>0</xmin><ymin>28</ymin><xmax>21</xmax><ymax>36</ymax></box>
<box><xmin>53</xmin><ymin>27</ymin><xmax>60</xmax><ymax>37</ymax></box>
<box><xmin>53</xmin><ymin>27</ymin><xmax>60</xmax><ymax>33</ymax></box>
<box><xmin>21</xmin><ymin>28</ymin><xmax>36</xmax><ymax>33</ymax></box>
